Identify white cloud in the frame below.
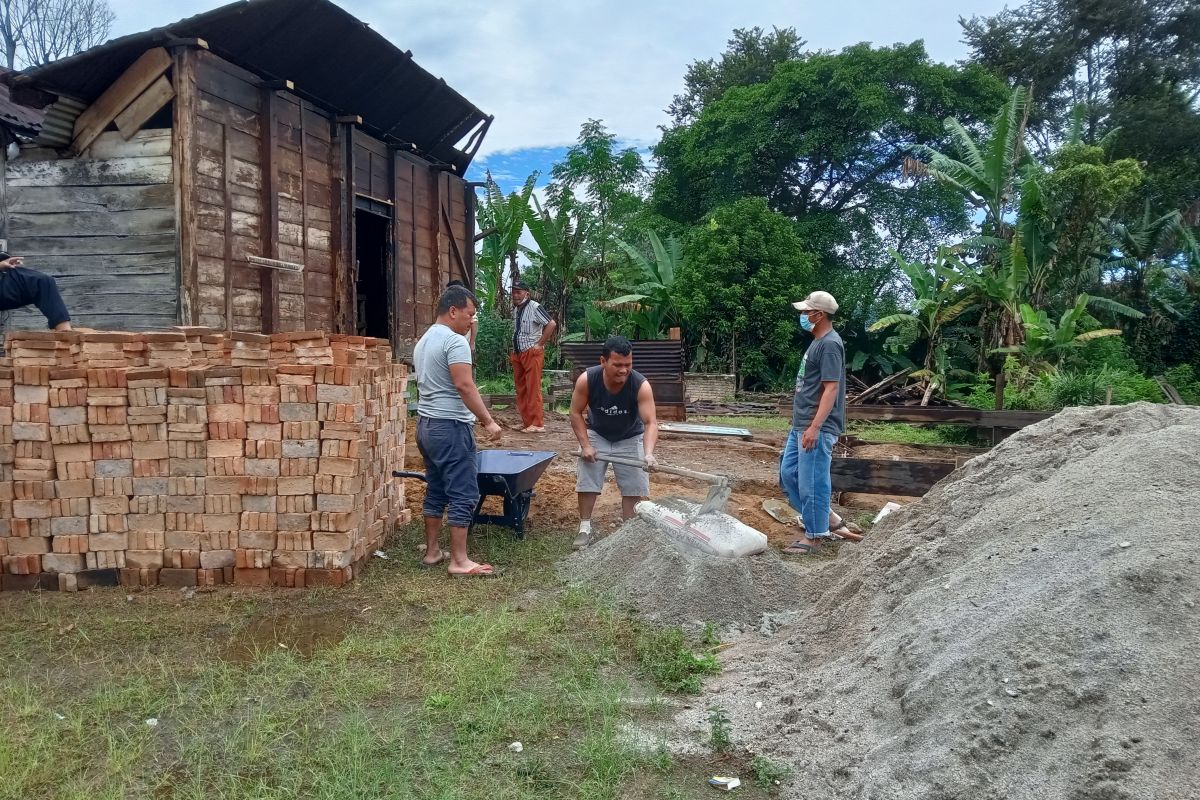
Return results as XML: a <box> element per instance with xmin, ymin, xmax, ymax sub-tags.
<box><xmin>104</xmin><ymin>0</ymin><xmax>1009</xmax><ymax>156</ymax></box>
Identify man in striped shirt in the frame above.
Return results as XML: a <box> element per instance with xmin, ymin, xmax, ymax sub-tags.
<box><xmin>510</xmin><ymin>280</ymin><xmax>557</xmax><ymax>433</ymax></box>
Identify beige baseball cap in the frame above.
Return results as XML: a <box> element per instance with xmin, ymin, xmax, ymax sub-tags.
<box><xmin>792</xmin><ymin>291</ymin><xmax>839</xmax><ymax>314</ymax></box>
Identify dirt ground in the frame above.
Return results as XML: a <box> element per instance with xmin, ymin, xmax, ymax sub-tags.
<box><xmin>403</xmin><ymin>408</ymin><xmax>933</xmax><ymax>547</ymax></box>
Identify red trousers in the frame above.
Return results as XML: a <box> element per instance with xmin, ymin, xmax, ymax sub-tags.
<box><xmin>511</xmin><ymin>349</ymin><xmax>545</xmax><ymax>427</ymax></box>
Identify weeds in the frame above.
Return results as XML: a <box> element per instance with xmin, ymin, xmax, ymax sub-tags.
<box><xmin>633</xmin><ymin>626</ymin><xmax>720</xmax><ymax>693</ymax></box>
<box><xmin>750</xmin><ymin>755</ymin><xmax>793</xmax><ymax>790</ymax></box>
<box><xmin>707</xmin><ymin>705</ymin><xmax>733</xmax><ymax>752</ymax></box>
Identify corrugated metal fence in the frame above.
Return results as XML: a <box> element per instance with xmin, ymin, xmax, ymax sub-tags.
<box><xmin>559</xmin><ymin>340</ymin><xmax>686</xmax><ymax>421</ymax></box>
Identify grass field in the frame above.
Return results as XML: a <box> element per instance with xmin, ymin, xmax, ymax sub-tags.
<box><xmin>0</xmin><ymin>523</ymin><xmax>776</xmax><ymax>800</ymax></box>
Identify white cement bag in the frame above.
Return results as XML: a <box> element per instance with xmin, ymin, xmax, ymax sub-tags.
<box><xmin>635</xmin><ymin>499</ymin><xmax>769</xmax><ymax>558</ymax></box>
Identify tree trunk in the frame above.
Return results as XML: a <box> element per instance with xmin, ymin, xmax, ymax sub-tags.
<box><xmin>994</xmin><ymin>369</ymin><xmax>1006</xmax><ymax>410</ymax></box>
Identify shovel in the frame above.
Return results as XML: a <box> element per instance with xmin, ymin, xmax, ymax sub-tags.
<box><xmin>572</xmin><ymin>449</ymin><xmax>732</xmax><ymax>521</ymax></box>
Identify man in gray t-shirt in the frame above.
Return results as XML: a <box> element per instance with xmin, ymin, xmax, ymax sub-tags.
<box><xmin>780</xmin><ymin>290</ymin><xmax>852</xmax><ymax>555</ymax></box>
<box><xmin>412</xmin><ymin>285</ymin><xmax>503</xmax><ymax>577</ymax></box>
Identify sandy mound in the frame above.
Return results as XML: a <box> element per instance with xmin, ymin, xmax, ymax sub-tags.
<box><xmin>682</xmin><ymin>403</ymin><xmax>1200</xmax><ymax>800</ymax></box>
<box><xmin>558</xmin><ymin>513</ymin><xmax>806</xmax><ymax>630</ymax></box>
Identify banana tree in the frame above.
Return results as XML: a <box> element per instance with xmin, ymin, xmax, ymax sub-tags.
<box><xmin>594</xmin><ymin>231</ymin><xmax>683</xmax><ymax>339</ymax></box>
<box><xmin>869</xmin><ymin>249</ymin><xmax>976</xmax><ymax>404</ymax></box>
<box><xmin>475</xmin><ymin>172</ymin><xmax>537</xmax><ymax>316</ymax></box>
<box><xmin>1008</xmin><ymin>294</ymin><xmax>1124</xmax><ymax>369</ymax></box>
<box><xmin>909</xmin><ymin>86</ymin><xmax>1033</xmax><ymax>237</ymax></box>
<box><xmin>909</xmin><ymin>87</ymin><xmax>1034</xmax><ymax>407</ymax></box>
<box><xmin>521</xmin><ymin>191</ymin><xmax>590</xmax><ymax>347</ymax></box>
<box><xmin>1101</xmin><ymin>204</ymin><xmax>1200</xmax><ymax>345</ymax></box>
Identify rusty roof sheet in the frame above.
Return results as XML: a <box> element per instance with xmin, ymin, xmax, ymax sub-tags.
<box><xmin>11</xmin><ymin>0</ymin><xmax>490</xmax><ymax>171</ymax></box>
<box><xmin>0</xmin><ymin>68</ymin><xmax>45</xmax><ymax>138</ymax></box>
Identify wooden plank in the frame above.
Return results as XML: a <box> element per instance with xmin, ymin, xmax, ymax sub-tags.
<box><xmin>1156</xmin><ymin>378</ymin><xmax>1185</xmax><ymax>405</ymax></box>
<box><xmin>260</xmin><ymin>87</ymin><xmax>280</xmax><ymax>333</ymax></box>
<box><xmin>6</xmin><ymin>156</ymin><xmax>173</xmax><ymax>188</ymax></box>
<box><xmin>9</xmin><ymin>308</ymin><xmax>177</xmax><ymax>330</ymax></box>
<box><xmin>331</xmin><ymin>117</ymin><xmax>354</xmax><ymax>334</ymax></box>
<box><xmin>9</xmin><ymin>233</ymin><xmax>176</xmax><ymax>256</ymax></box>
<box><xmin>193</xmin><ymin>52</ymin><xmax>261</xmax><ymax>112</ymax></box>
<box><xmin>849</xmin><ymin>370</ymin><xmax>911</xmax><ymax>405</ymax></box>
<box><xmin>7</xmin><ymin>253</ymin><xmax>176</xmax><ymax>274</ymax></box>
<box><xmin>29</xmin><ymin>273</ymin><xmax>176</xmax><ymax>293</ymax></box>
<box><xmin>7</xmin><ymin>183</ymin><xmax>175</xmax><ymax>213</ymax></box>
<box><xmin>115</xmin><ymin>75</ymin><xmax>176</xmax><ymax>140</ymax></box>
<box><xmin>394</xmin><ymin>154</ymin><xmax>416</xmax><ymax>344</ymax></box>
<box><xmin>71</xmin><ymin>48</ymin><xmax>172</xmax><ymax>155</ymax></box>
<box><xmin>80</xmin><ymin>129</ymin><xmax>172</xmax><ymax>159</ymax></box>
<box><xmin>8</xmin><ymin>208</ymin><xmax>175</xmax><ymax>237</ymax></box>
<box><xmin>174</xmin><ymin>46</ymin><xmax>199</xmax><ymax>325</ymax></box>
<box><xmin>831</xmin><ymin>457</ymin><xmax>958</xmax><ymax>496</ymax></box>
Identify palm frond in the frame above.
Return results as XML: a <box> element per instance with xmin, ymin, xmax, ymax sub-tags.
<box><xmin>1085</xmin><ymin>295</ymin><xmax>1145</xmax><ymax>320</ymax></box>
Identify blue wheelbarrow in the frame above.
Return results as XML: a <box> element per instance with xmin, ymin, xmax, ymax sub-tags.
<box><xmin>394</xmin><ymin>450</ymin><xmax>557</xmax><ymax>538</ymax></box>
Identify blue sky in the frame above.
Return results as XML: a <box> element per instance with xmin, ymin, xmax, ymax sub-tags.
<box><xmin>103</xmin><ymin>0</ymin><xmax>1010</xmax><ymax>194</ymax></box>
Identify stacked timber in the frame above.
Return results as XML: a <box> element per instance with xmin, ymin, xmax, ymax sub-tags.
<box><xmin>0</xmin><ymin>329</ymin><xmax>407</xmax><ymax>592</ymax></box>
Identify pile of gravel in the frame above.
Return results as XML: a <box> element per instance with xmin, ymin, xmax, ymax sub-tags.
<box><xmin>558</xmin><ymin>513</ymin><xmax>805</xmax><ymax>630</ymax></box>
<box><xmin>680</xmin><ymin>403</ymin><xmax>1200</xmax><ymax>800</ymax></box>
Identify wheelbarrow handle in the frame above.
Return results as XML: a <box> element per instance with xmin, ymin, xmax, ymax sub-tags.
<box><xmin>570</xmin><ymin>449</ymin><xmax>727</xmax><ymax>486</ymax></box>
<box><xmin>392</xmin><ymin>470</ymin><xmax>428</xmax><ymax>483</ymax></box>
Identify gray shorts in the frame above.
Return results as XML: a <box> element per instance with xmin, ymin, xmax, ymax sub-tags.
<box><xmin>576</xmin><ymin>430</ymin><xmax>650</xmax><ymax>496</ymax></box>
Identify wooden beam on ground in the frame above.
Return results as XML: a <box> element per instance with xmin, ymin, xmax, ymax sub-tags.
<box><xmin>1156</xmin><ymin>378</ymin><xmax>1185</xmax><ymax>405</ymax></box>
<box><xmin>114</xmin><ymin>75</ymin><xmax>175</xmax><ymax>140</ymax></box>
<box><xmin>842</xmin><ymin>405</ymin><xmax>1052</xmax><ymax>429</ymax></box>
<box><xmin>70</xmin><ymin>48</ymin><xmax>172</xmax><ymax>155</ymax></box>
<box><xmin>831</xmin><ymin>456</ymin><xmax>958</xmax><ymax>495</ymax></box>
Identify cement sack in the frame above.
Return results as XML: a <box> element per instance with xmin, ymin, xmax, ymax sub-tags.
<box><xmin>635</xmin><ymin>499</ymin><xmax>769</xmax><ymax>558</ymax></box>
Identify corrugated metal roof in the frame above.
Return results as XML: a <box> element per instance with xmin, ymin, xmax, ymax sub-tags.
<box><xmin>35</xmin><ymin>96</ymin><xmax>86</xmax><ymax>147</ymax></box>
<box><xmin>10</xmin><ymin>0</ymin><xmax>491</xmax><ymax>171</ymax></box>
<box><xmin>0</xmin><ymin>68</ymin><xmax>46</xmax><ymax>138</ymax></box>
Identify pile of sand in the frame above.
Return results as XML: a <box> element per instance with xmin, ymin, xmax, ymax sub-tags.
<box><xmin>558</xmin><ymin>514</ymin><xmax>806</xmax><ymax>630</ymax></box>
<box><xmin>679</xmin><ymin>403</ymin><xmax>1200</xmax><ymax>799</ymax></box>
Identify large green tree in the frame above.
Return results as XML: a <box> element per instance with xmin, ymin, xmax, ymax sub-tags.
<box><xmin>961</xmin><ymin>0</ymin><xmax>1200</xmax><ymax>211</ymax></box>
<box><xmin>549</xmin><ymin>120</ymin><xmax>646</xmax><ymax>291</ymax></box>
<box><xmin>651</xmin><ymin>42</ymin><xmax>1005</xmax><ymax>274</ymax></box>
<box><xmin>667</xmin><ymin>26</ymin><xmax>805</xmax><ymax>126</ymax></box>
<box><xmin>675</xmin><ymin>198</ymin><xmax>819</xmax><ymax>389</ymax></box>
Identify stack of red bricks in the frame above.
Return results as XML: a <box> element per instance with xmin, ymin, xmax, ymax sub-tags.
<box><xmin>0</xmin><ymin>329</ymin><xmax>407</xmax><ymax>592</ymax></box>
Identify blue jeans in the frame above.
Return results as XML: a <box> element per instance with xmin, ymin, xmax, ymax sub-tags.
<box><xmin>416</xmin><ymin>417</ymin><xmax>480</xmax><ymax>528</ymax></box>
<box><xmin>779</xmin><ymin>428</ymin><xmax>838</xmax><ymax>539</ymax></box>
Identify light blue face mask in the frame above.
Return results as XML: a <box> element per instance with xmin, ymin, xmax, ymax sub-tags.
<box><xmin>799</xmin><ymin>313</ymin><xmax>815</xmax><ymax>332</ymax></box>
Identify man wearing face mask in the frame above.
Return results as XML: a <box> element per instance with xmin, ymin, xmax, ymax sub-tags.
<box><xmin>780</xmin><ymin>291</ymin><xmax>849</xmax><ymax>555</ymax></box>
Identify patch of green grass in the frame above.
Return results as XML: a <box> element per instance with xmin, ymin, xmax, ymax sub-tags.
<box><xmin>632</xmin><ymin>626</ymin><xmax>721</xmax><ymax>694</ymax></box>
<box><xmin>847</xmin><ymin>421</ymin><xmax>979</xmax><ymax>446</ymax></box>
<box><xmin>693</xmin><ymin>415</ymin><xmax>792</xmax><ymax>433</ymax></box>
<box><xmin>750</xmin><ymin>755</ymin><xmax>793</xmax><ymax>792</ymax></box>
<box><xmin>0</xmin><ymin>522</ymin><xmax>749</xmax><ymax>800</ymax></box>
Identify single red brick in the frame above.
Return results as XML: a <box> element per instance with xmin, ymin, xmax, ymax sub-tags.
<box><xmin>159</xmin><ymin>568</ymin><xmax>198</xmax><ymax>588</ymax></box>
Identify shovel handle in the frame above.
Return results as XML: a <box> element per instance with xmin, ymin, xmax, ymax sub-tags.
<box><xmin>571</xmin><ymin>449</ymin><xmax>727</xmax><ymax>485</ymax></box>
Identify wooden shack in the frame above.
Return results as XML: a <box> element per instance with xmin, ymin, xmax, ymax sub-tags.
<box><xmin>0</xmin><ymin>0</ymin><xmax>489</xmax><ymax>357</ymax></box>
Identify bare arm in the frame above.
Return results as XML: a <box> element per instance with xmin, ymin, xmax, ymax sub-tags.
<box><xmin>637</xmin><ymin>380</ymin><xmax>658</xmax><ymax>463</ymax></box>
<box><xmin>569</xmin><ymin>373</ymin><xmax>596</xmax><ymax>459</ymax></box>
<box><xmin>535</xmin><ymin>319</ymin><xmax>557</xmax><ymax>348</ymax></box>
<box><xmin>449</xmin><ymin>362</ymin><xmax>499</xmax><ymax>432</ymax></box>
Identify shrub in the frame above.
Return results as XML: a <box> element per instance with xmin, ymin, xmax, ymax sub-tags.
<box><xmin>475</xmin><ymin>307</ymin><xmax>513</xmax><ymax>379</ymax></box>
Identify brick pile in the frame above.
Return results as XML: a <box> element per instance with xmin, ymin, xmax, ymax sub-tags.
<box><xmin>0</xmin><ymin>329</ymin><xmax>408</xmax><ymax>592</ymax></box>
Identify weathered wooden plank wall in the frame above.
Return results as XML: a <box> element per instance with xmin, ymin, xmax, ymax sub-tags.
<box><xmin>182</xmin><ymin>50</ymin><xmax>340</xmax><ymax>332</ymax></box>
<box><xmin>187</xmin><ymin>51</ymin><xmax>264</xmax><ymax>330</ymax></box>
<box><xmin>4</xmin><ymin>128</ymin><xmax>178</xmax><ymax>331</ymax></box>
<box><xmin>274</xmin><ymin>93</ymin><xmax>336</xmax><ymax>331</ymax></box>
<box><xmin>389</xmin><ymin>150</ymin><xmax>473</xmax><ymax>356</ymax></box>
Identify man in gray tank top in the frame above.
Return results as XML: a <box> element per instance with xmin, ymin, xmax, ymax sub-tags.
<box><xmin>569</xmin><ymin>335</ymin><xmax>658</xmax><ymax>548</ymax></box>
